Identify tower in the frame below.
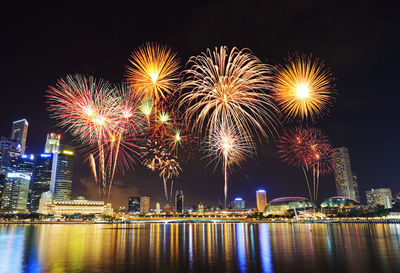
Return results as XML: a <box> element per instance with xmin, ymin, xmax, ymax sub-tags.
<box><xmin>31</xmin><ymin>153</ymin><xmax>53</xmax><ymax>212</ymax></box>
<box><xmin>333</xmin><ymin>147</ymin><xmax>356</xmax><ymax>200</ymax></box>
<box><xmin>175</xmin><ymin>190</ymin><xmax>184</xmax><ymax>214</ymax></box>
<box><xmin>128</xmin><ymin>196</ymin><xmax>140</xmax><ymax>213</ymax></box>
<box><xmin>10</xmin><ymin>119</ymin><xmax>29</xmax><ymax>154</ymax></box>
<box><xmin>1</xmin><ymin>172</ymin><xmax>31</xmax><ymax>213</ymax></box>
<box><xmin>51</xmin><ymin>146</ymin><xmax>74</xmax><ymax>201</ymax></box>
<box><xmin>140</xmin><ymin>196</ymin><xmax>150</xmax><ymax>214</ymax></box>
<box><xmin>256</xmin><ymin>189</ymin><xmax>267</xmax><ymax>212</ymax></box>
<box><xmin>44</xmin><ymin>133</ymin><xmax>61</xmax><ymax>154</ymax></box>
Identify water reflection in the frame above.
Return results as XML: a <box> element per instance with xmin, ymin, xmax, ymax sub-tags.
<box><xmin>0</xmin><ymin>223</ymin><xmax>399</xmax><ymax>273</ymax></box>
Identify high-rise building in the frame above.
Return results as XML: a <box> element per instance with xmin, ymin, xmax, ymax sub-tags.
<box><xmin>0</xmin><ymin>173</ymin><xmax>5</xmax><ymax>208</ymax></box>
<box><xmin>175</xmin><ymin>190</ymin><xmax>184</xmax><ymax>214</ymax></box>
<box><xmin>0</xmin><ymin>138</ymin><xmax>21</xmax><ymax>175</ymax></box>
<box><xmin>44</xmin><ymin>133</ymin><xmax>61</xmax><ymax>154</ymax></box>
<box><xmin>16</xmin><ymin>154</ymin><xmax>35</xmax><ymax>210</ymax></box>
<box><xmin>155</xmin><ymin>202</ymin><xmax>161</xmax><ymax>214</ymax></box>
<box><xmin>31</xmin><ymin>153</ymin><xmax>53</xmax><ymax>212</ymax></box>
<box><xmin>197</xmin><ymin>203</ymin><xmax>204</xmax><ymax>214</ymax></box>
<box><xmin>51</xmin><ymin>147</ymin><xmax>74</xmax><ymax>201</ymax></box>
<box><xmin>128</xmin><ymin>197</ymin><xmax>140</xmax><ymax>214</ymax></box>
<box><xmin>140</xmin><ymin>196</ymin><xmax>150</xmax><ymax>214</ymax></box>
<box><xmin>163</xmin><ymin>204</ymin><xmax>172</xmax><ymax>214</ymax></box>
<box><xmin>233</xmin><ymin>197</ymin><xmax>245</xmax><ymax>209</ymax></box>
<box><xmin>333</xmin><ymin>147</ymin><xmax>356</xmax><ymax>200</ymax></box>
<box><xmin>1</xmin><ymin>172</ymin><xmax>31</xmax><ymax>213</ymax></box>
<box><xmin>352</xmin><ymin>172</ymin><xmax>360</xmax><ymax>202</ymax></box>
<box><xmin>10</xmin><ymin>119</ymin><xmax>29</xmax><ymax>154</ymax></box>
<box><xmin>256</xmin><ymin>189</ymin><xmax>267</xmax><ymax>212</ymax></box>
<box><xmin>366</xmin><ymin>188</ymin><xmax>393</xmax><ymax>209</ymax></box>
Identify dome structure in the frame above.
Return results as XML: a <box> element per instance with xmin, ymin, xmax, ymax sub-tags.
<box><xmin>263</xmin><ymin>197</ymin><xmax>315</xmax><ymax>216</ymax></box>
<box><xmin>320</xmin><ymin>196</ymin><xmax>359</xmax><ymax>208</ymax></box>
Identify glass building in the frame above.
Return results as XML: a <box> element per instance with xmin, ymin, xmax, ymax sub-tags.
<box><xmin>263</xmin><ymin>197</ymin><xmax>315</xmax><ymax>216</ymax></box>
<box><xmin>233</xmin><ymin>197</ymin><xmax>245</xmax><ymax>209</ymax></box>
<box><xmin>256</xmin><ymin>189</ymin><xmax>267</xmax><ymax>212</ymax></box>
<box><xmin>31</xmin><ymin>153</ymin><xmax>53</xmax><ymax>212</ymax></box>
<box><xmin>175</xmin><ymin>190</ymin><xmax>184</xmax><ymax>214</ymax></box>
<box><xmin>128</xmin><ymin>196</ymin><xmax>140</xmax><ymax>213</ymax></box>
<box><xmin>44</xmin><ymin>133</ymin><xmax>60</xmax><ymax>154</ymax></box>
<box><xmin>51</xmin><ymin>147</ymin><xmax>74</xmax><ymax>201</ymax></box>
<box><xmin>1</xmin><ymin>172</ymin><xmax>31</xmax><ymax>213</ymax></box>
<box><xmin>0</xmin><ymin>137</ymin><xmax>21</xmax><ymax>175</ymax></box>
<box><xmin>140</xmin><ymin>196</ymin><xmax>150</xmax><ymax>214</ymax></box>
<box><xmin>16</xmin><ymin>154</ymin><xmax>35</xmax><ymax>210</ymax></box>
<box><xmin>10</xmin><ymin>119</ymin><xmax>28</xmax><ymax>155</ymax></box>
<box><xmin>366</xmin><ymin>188</ymin><xmax>393</xmax><ymax>209</ymax></box>
<box><xmin>333</xmin><ymin>147</ymin><xmax>357</xmax><ymax>200</ymax></box>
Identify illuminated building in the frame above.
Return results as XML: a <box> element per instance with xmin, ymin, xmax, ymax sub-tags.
<box><xmin>30</xmin><ymin>153</ymin><xmax>53</xmax><ymax>212</ymax></box>
<box><xmin>44</xmin><ymin>133</ymin><xmax>61</xmax><ymax>153</ymax></box>
<box><xmin>256</xmin><ymin>189</ymin><xmax>267</xmax><ymax>212</ymax></box>
<box><xmin>197</xmin><ymin>203</ymin><xmax>204</xmax><ymax>214</ymax></box>
<box><xmin>321</xmin><ymin>196</ymin><xmax>359</xmax><ymax>208</ymax></box>
<box><xmin>140</xmin><ymin>196</ymin><xmax>150</xmax><ymax>214</ymax></box>
<box><xmin>51</xmin><ymin>146</ymin><xmax>74</xmax><ymax>201</ymax></box>
<box><xmin>0</xmin><ymin>172</ymin><xmax>31</xmax><ymax>213</ymax></box>
<box><xmin>263</xmin><ymin>197</ymin><xmax>315</xmax><ymax>216</ymax></box>
<box><xmin>233</xmin><ymin>197</ymin><xmax>245</xmax><ymax>209</ymax></box>
<box><xmin>163</xmin><ymin>204</ymin><xmax>172</xmax><ymax>214</ymax></box>
<box><xmin>0</xmin><ymin>173</ymin><xmax>5</xmax><ymax>207</ymax></box>
<box><xmin>175</xmin><ymin>190</ymin><xmax>184</xmax><ymax>214</ymax></box>
<box><xmin>352</xmin><ymin>172</ymin><xmax>360</xmax><ymax>202</ymax></box>
<box><xmin>38</xmin><ymin>192</ymin><xmax>113</xmax><ymax>216</ymax></box>
<box><xmin>155</xmin><ymin>202</ymin><xmax>160</xmax><ymax>214</ymax></box>
<box><xmin>10</xmin><ymin>119</ymin><xmax>28</xmax><ymax>154</ymax></box>
<box><xmin>333</xmin><ymin>147</ymin><xmax>356</xmax><ymax>200</ymax></box>
<box><xmin>366</xmin><ymin>188</ymin><xmax>393</xmax><ymax>209</ymax></box>
<box><xmin>16</xmin><ymin>154</ymin><xmax>35</xmax><ymax>210</ymax></box>
<box><xmin>0</xmin><ymin>137</ymin><xmax>20</xmax><ymax>175</ymax></box>
<box><xmin>128</xmin><ymin>196</ymin><xmax>140</xmax><ymax>214</ymax></box>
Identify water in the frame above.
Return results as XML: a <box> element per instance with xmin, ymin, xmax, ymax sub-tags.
<box><xmin>0</xmin><ymin>222</ymin><xmax>400</xmax><ymax>273</ymax></box>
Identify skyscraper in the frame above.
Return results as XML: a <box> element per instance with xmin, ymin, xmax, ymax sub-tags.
<box><xmin>0</xmin><ymin>137</ymin><xmax>21</xmax><ymax>175</ymax></box>
<box><xmin>31</xmin><ymin>153</ymin><xmax>53</xmax><ymax>212</ymax></box>
<box><xmin>155</xmin><ymin>202</ymin><xmax>161</xmax><ymax>214</ymax></box>
<box><xmin>140</xmin><ymin>196</ymin><xmax>150</xmax><ymax>214</ymax></box>
<box><xmin>233</xmin><ymin>197</ymin><xmax>245</xmax><ymax>209</ymax></box>
<box><xmin>256</xmin><ymin>189</ymin><xmax>267</xmax><ymax>212</ymax></box>
<box><xmin>51</xmin><ymin>147</ymin><xmax>74</xmax><ymax>201</ymax></box>
<box><xmin>1</xmin><ymin>172</ymin><xmax>31</xmax><ymax>213</ymax></box>
<box><xmin>10</xmin><ymin>119</ymin><xmax>28</xmax><ymax>154</ymax></box>
<box><xmin>175</xmin><ymin>190</ymin><xmax>184</xmax><ymax>214</ymax></box>
<box><xmin>333</xmin><ymin>147</ymin><xmax>356</xmax><ymax>200</ymax></box>
<box><xmin>16</xmin><ymin>154</ymin><xmax>35</xmax><ymax>210</ymax></box>
<box><xmin>128</xmin><ymin>196</ymin><xmax>140</xmax><ymax>214</ymax></box>
<box><xmin>366</xmin><ymin>188</ymin><xmax>393</xmax><ymax>209</ymax></box>
<box><xmin>352</xmin><ymin>172</ymin><xmax>360</xmax><ymax>202</ymax></box>
<box><xmin>44</xmin><ymin>133</ymin><xmax>61</xmax><ymax>153</ymax></box>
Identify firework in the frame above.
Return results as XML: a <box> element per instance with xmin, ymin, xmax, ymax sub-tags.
<box><xmin>126</xmin><ymin>42</ymin><xmax>180</xmax><ymax>104</ymax></box>
<box><xmin>273</xmin><ymin>54</ymin><xmax>335</xmax><ymax>122</ymax></box>
<box><xmin>277</xmin><ymin>127</ymin><xmax>334</xmax><ymax>202</ymax></box>
<box><xmin>179</xmin><ymin>46</ymin><xmax>278</xmax><ymax>146</ymax></box>
<box><xmin>204</xmin><ymin>122</ymin><xmax>254</xmax><ymax>207</ymax></box>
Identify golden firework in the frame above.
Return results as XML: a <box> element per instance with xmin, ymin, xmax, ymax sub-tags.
<box><xmin>179</xmin><ymin>46</ymin><xmax>278</xmax><ymax>146</ymax></box>
<box><xmin>126</xmin><ymin>42</ymin><xmax>180</xmax><ymax>104</ymax></box>
<box><xmin>273</xmin><ymin>54</ymin><xmax>335</xmax><ymax>121</ymax></box>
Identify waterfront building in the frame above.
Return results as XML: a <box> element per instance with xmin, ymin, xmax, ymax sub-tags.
<box><xmin>0</xmin><ymin>138</ymin><xmax>21</xmax><ymax>175</ymax></box>
<box><xmin>16</xmin><ymin>154</ymin><xmax>36</xmax><ymax>210</ymax></box>
<box><xmin>366</xmin><ymin>188</ymin><xmax>393</xmax><ymax>209</ymax></box>
<box><xmin>140</xmin><ymin>196</ymin><xmax>150</xmax><ymax>214</ymax></box>
<box><xmin>0</xmin><ymin>172</ymin><xmax>31</xmax><ymax>213</ymax></box>
<box><xmin>155</xmin><ymin>202</ymin><xmax>161</xmax><ymax>214</ymax></box>
<box><xmin>128</xmin><ymin>197</ymin><xmax>140</xmax><ymax>214</ymax></box>
<box><xmin>256</xmin><ymin>189</ymin><xmax>267</xmax><ymax>212</ymax></box>
<box><xmin>44</xmin><ymin>133</ymin><xmax>61</xmax><ymax>153</ymax></box>
<box><xmin>333</xmin><ymin>147</ymin><xmax>356</xmax><ymax>200</ymax></box>
<box><xmin>51</xmin><ymin>146</ymin><xmax>74</xmax><ymax>201</ymax></box>
<box><xmin>198</xmin><ymin>203</ymin><xmax>204</xmax><ymax>214</ymax></box>
<box><xmin>263</xmin><ymin>197</ymin><xmax>315</xmax><ymax>216</ymax></box>
<box><xmin>0</xmin><ymin>173</ymin><xmax>5</xmax><ymax>207</ymax></box>
<box><xmin>38</xmin><ymin>192</ymin><xmax>113</xmax><ymax>216</ymax></box>
<box><xmin>30</xmin><ymin>153</ymin><xmax>53</xmax><ymax>212</ymax></box>
<box><xmin>10</xmin><ymin>119</ymin><xmax>28</xmax><ymax>154</ymax></box>
<box><xmin>163</xmin><ymin>204</ymin><xmax>172</xmax><ymax>214</ymax></box>
<box><xmin>175</xmin><ymin>190</ymin><xmax>184</xmax><ymax>214</ymax></box>
<box><xmin>233</xmin><ymin>197</ymin><xmax>245</xmax><ymax>209</ymax></box>
<box><xmin>321</xmin><ymin>196</ymin><xmax>359</xmax><ymax>208</ymax></box>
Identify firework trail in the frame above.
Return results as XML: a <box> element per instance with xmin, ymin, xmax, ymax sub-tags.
<box><xmin>273</xmin><ymin>54</ymin><xmax>336</xmax><ymax>122</ymax></box>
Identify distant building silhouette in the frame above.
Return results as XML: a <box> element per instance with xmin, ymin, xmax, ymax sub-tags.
<box><xmin>366</xmin><ymin>188</ymin><xmax>392</xmax><ymax>209</ymax></box>
<box><xmin>175</xmin><ymin>190</ymin><xmax>184</xmax><ymax>214</ymax></box>
<box><xmin>10</xmin><ymin>119</ymin><xmax>28</xmax><ymax>155</ymax></box>
<box><xmin>333</xmin><ymin>147</ymin><xmax>356</xmax><ymax>200</ymax></box>
<box><xmin>128</xmin><ymin>197</ymin><xmax>140</xmax><ymax>213</ymax></box>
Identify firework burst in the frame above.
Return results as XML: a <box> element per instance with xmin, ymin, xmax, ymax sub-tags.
<box><xmin>273</xmin><ymin>54</ymin><xmax>335</xmax><ymax>122</ymax></box>
<box><xmin>179</xmin><ymin>46</ymin><xmax>279</xmax><ymax>146</ymax></box>
<box><xmin>126</xmin><ymin>42</ymin><xmax>180</xmax><ymax>104</ymax></box>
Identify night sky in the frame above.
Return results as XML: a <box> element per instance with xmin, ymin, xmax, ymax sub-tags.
<box><xmin>1</xmin><ymin>1</ymin><xmax>399</xmax><ymax>208</ymax></box>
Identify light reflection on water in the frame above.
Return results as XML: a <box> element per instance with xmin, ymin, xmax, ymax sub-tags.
<box><xmin>0</xmin><ymin>223</ymin><xmax>399</xmax><ymax>273</ymax></box>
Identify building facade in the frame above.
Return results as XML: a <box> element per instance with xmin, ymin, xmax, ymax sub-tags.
<box><xmin>366</xmin><ymin>188</ymin><xmax>393</xmax><ymax>209</ymax></box>
<box><xmin>10</xmin><ymin>119</ymin><xmax>28</xmax><ymax>154</ymax></box>
<box><xmin>0</xmin><ymin>138</ymin><xmax>21</xmax><ymax>175</ymax></box>
<box><xmin>233</xmin><ymin>197</ymin><xmax>245</xmax><ymax>209</ymax></box>
<box><xmin>256</xmin><ymin>190</ymin><xmax>267</xmax><ymax>212</ymax></box>
<box><xmin>128</xmin><ymin>197</ymin><xmax>140</xmax><ymax>214</ymax></box>
<box><xmin>51</xmin><ymin>147</ymin><xmax>74</xmax><ymax>201</ymax></box>
<box><xmin>44</xmin><ymin>133</ymin><xmax>60</xmax><ymax>154</ymax></box>
<box><xmin>139</xmin><ymin>196</ymin><xmax>150</xmax><ymax>214</ymax></box>
<box><xmin>31</xmin><ymin>153</ymin><xmax>53</xmax><ymax>212</ymax></box>
<box><xmin>175</xmin><ymin>190</ymin><xmax>184</xmax><ymax>214</ymax></box>
<box><xmin>333</xmin><ymin>147</ymin><xmax>356</xmax><ymax>200</ymax></box>
<box><xmin>1</xmin><ymin>172</ymin><xmax>31</xmax><ymax>213</ymax></box>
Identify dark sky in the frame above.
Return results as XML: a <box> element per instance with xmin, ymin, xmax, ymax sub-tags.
<box><xmin>1</xmin><ymin>0</ymin><xmax>399</xmax><ymax>208</ymax></box>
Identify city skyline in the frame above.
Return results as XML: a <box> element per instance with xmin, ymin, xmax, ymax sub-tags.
<box><xmin>1</xmin><ymin>1</ymin><xmax>399</xmax><ymax>209</ymax></box>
